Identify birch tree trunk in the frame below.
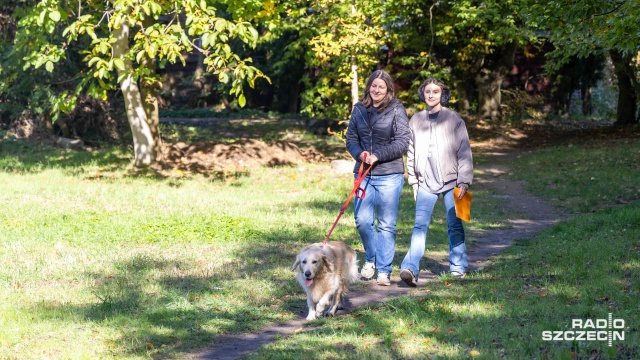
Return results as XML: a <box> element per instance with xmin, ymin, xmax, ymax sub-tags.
<box><xmin>140</xmin><ymin>16</ymin><xmax>162</xmax><ymax>162</ymax></box>
<box><xmin>350</xmin><ymin>2</ymin><xmax>358</xmax><ymax>107</ymax></box>
<box><xmin>351</xmin><ymin>63</ymin><xmax>358</xmax><ymax>106</ymax></box>
<box><xmin>112</xmin><ymin>18</ymin><xmax>157</xmax><ymax>167</ymax></box>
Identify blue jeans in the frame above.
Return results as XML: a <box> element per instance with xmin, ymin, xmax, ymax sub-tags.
<box><xmin>401</xmin><ymin>187</ymin><xmax>467</xmax><ymax>275</ymax></box>
<box><xmin>353</xmin><ymin>173</ymin><xmax>404</xmax><ymax>274</ymax></box>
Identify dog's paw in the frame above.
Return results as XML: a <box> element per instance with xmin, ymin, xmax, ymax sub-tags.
<box><xmin>306</xmin><ymin>313</ymin><xmax>317</xmax><ymax>321</ymax></box>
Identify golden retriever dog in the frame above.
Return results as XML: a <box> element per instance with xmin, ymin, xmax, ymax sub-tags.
<box><xmin>291</xmin><ymin>241</ymin><xmax>359</xmax><ymax>320</ymax></box>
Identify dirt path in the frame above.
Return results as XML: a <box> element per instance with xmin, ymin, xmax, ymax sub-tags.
<box><xmin>190</xmin><ymin>151</ymin><xmax>563</xmax><ymax>360</ymax></box>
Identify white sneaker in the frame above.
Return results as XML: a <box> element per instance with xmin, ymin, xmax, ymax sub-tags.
<box><xmin>377</xmin><ymin>273</ymin><xmax>391</xmax><ymax>286</ymax></box>
<box><xmin>360</xmin><ymin>262</ymin><xmax>375</xmax><ymax>279</ymax></box>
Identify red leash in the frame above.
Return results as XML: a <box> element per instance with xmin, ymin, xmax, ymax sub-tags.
<box><xmin>323</xmin><ymin>155</ymin><xmax>373</xmax><ymax>244</ymax></box>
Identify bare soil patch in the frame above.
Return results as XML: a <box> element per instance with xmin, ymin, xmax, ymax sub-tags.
<box><xmin>160</xmin><ymin>139</ymin><xmax>326</xmax><ymax>173</ymax></box>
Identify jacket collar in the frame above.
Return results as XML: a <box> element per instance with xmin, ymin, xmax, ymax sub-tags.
<box><xmin>369</xmin><ymin>100</ymin><xmax>398</xmax><ymax>126</ymax></box>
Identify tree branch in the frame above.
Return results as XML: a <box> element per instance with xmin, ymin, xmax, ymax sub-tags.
<box><xmin>552</xmin><ymin>1</ymin><xmax>626</xmax><ymax>26</ymax></box>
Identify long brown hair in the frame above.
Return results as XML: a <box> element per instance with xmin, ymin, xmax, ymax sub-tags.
<box><xmin>360</xmin><ymin>70</ymin><xmax>396</xmax><ymax>111</ymax></box>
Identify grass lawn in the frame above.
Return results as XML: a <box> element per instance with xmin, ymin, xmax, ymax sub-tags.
<box><xmin>0</xmin><ymin>122</ymin><xmax>638</xmax><ymax>359</ymax></box>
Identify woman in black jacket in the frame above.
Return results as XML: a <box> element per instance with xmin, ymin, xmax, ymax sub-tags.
<box><xmin>346</xmin><ymin>70</ymin><xmax>410</xmax><ymax>286</ymax></box>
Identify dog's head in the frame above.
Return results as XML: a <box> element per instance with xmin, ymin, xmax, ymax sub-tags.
<box><xmin>291</xmin><ymin>246</ymin><xmax>333</xmax><ymax>287</ymax></box>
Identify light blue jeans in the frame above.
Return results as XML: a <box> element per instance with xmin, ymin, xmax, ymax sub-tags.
<box><xmin>353</xmin><ymin>173</ymin><xmax>404</xmax><ymax>275</ymax></box>
<box><xmin>401</xmin><ymin>186</ymin><xmax>467</xmax><ymax>275</ymax></box>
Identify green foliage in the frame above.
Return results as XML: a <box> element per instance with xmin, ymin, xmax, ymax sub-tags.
<box><xmin>4</xmin><ymin>0</ymin><xmax>270</xmax><ymax>128</ymax></box>
<box><xmin>501</xmin><ymin>87</ymin><xmax>543</xmax><ymax>123</ymax></box>
<box><xmin>289</xmin><ymin>0</ymin><xmax>386</xmax><ymax>119</ymax></box>
<box><xmin>437</xmin><ymin>0</ymin><xmax>535</xmax><ymax>71</ymax></box>
<box><xmin>383</xmin><ymin>0</ymin><xmax>538</xmax><ymax>115</ymax></box>
<box><xmin>527</xmin><ymin>0</ymin><xmax>640</xmax><ymax>69</ymax></box>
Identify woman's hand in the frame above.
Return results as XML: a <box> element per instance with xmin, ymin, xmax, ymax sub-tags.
<box><xmin>457</xmin><ymin>184</ymin><xmax>468</xmax><ymax>199</ymax></box>
<box><xmin>360</xmin><ymin>151</ymin><xmax>377</xmax><ymax>165</ymax></box>
<box><xmin>365</xmin><ymin>154</ymin><xmax>378</xmax><ymax>165</ymax></box>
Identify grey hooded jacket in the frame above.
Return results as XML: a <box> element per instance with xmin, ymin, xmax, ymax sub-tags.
<box><xmin>346</xmin><ymin>99</ymin><xmax>410</xmax><ymax>175</ymax></box>
<box><xmin>407</xmin><ymin>107</ymin><xmax>473</xmax><ymax>192</ymax></box>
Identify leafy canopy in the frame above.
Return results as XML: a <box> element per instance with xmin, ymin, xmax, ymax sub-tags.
<box><xmin>12</xmin><ymin>0</ymin><xmax>269</xmax><ymax>117</ymax></box>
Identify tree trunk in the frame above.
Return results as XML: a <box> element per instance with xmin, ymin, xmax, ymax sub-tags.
<box><xmin>192</xmin><ymin>36</ymin><xmax>213</xmax><ymax>106</ymax></box>
<box><xmin>453</xmin><ymin>79</ymin><xmax>471</xmax><ymax>114</ymax></box>
<box><xmin>475</xmin><ymin>69</ymin><xmax>504</xmax><ymax>121</ymax></box>
<box><xmin>193</xmin><ymin>37</ymin><xmax>205</xmax><ymax>90</ymax></box>
<box><xmin>351</xmin><ymin>63</ymin><xmax>358</xmax><ymax>107</ymax></box>
<box><xmin>581</xmin><ymin>84</ymin><xmax>592</xmax><ymax>115</ymax></box>
<box><xmin>350</xmin><ymin>2</ymin><xmax>358</xmax><ymax>107</ymax></box>
<box><xmin>112</xmin><ymin>18</ymin><xmax>157</xmax><ymax>167</ymax></box>
<box><xmin>475</xmin><ymin>42</ymin><xmax>517</xmax><ymax>121</ymax></box>
<box><xmin>140</xmin><ymin>16</ymin><xmax>162</xmax><ymax>162</ymax></box>
<box><xmin>610</xmin><ymin>50</ymin><xmax>638</xmax><ymax>125</ymax></box>
<box><xmin>287</xmin><ymin>81</ymin><xmax>300</xmax><ymax>113</ymax></box>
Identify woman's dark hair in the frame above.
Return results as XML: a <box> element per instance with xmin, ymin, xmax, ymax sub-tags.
<box><xmin>417</xmin><ymin>78</ymin><xmax>451</xmax><ymax>105</ymax></box>
<box><xmin>360</xmin><ymin>70</ymin><xmax>396</xmax><ymax>111</ymax></box>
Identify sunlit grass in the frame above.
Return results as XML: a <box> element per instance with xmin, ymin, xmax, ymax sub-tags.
<box><xmin>2</xmin><ymin>123</ymin><xmax>638</xmax><ymax>359</ymax></box>
<box><xmin>510</xmin><ymin>138</ymin><xmax>640</xmax><ymax>213</ymax></box>
<box><xmin>248</xmin><ymin>205</ymin><xmax>639</xmax><ymax>359</ymax></box>
<box><xmin>0</xmin><ymin>131</ymin><xmax>503</xmax><ymax>358</ymax></box>
<box><xmin>245</xmin><ymin>133</ymin><xmax>640</xmax><ymax>360</ymax></box>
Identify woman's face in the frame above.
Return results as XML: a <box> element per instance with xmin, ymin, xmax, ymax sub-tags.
<box><xmin>423</xmin><ymin>83</ymin><xmax>443</xmax><ymax>108</ymax></box>
<box><xmin>370</xmin><ymin>78</ymin><xmax>388</xmax><ymax>106</ymax></box>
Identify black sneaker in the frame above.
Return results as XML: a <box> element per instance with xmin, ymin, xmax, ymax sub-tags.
<box><xmin>400</xmin><ymin>268</ymin><xmax>417</xmax><ymax>287</ymax></box>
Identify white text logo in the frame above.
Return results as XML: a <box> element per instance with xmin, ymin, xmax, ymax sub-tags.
<box><xmin>542</xmin><ymin>313</ymin><xmax>625</xmax><ymax>346</ymax></box>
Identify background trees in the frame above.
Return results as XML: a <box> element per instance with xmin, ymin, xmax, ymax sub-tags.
<box><xmin>1</xmin><ymin>0</ymin><xmax>638</xmax><ymax>167</ymax></box>
<box><xmin>528</xmin><ymin>0</ymin><xmax>640</xmax><ymax>125</ymax></box>
<box><xmin>6</xmin><ymin>0</ymin><xmax>268</xmax><ymax>166</ymax></box>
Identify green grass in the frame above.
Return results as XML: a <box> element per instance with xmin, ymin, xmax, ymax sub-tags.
<box><xmin>510</xmin><ymin>138</ymin><xmax>640</xmax><ymax>213</ymax></box>
<box><xmin>0</xmin><ymin>122</ymin><xmax>503</xmax><ymax>359</ymax></box>
<box><xmin>247</xmin><ymin>205</ymin><xmax>639</xmax><ymax>359</ymax></box>
<box><xmin>243</xmin><ymin>134</ymin><xmax>640</xmax><ymax>359</ymax></box>
<box><xmin>1</xmin><ymin>122</ymin><xmax>638</xmax><ymax>359</ymax></box>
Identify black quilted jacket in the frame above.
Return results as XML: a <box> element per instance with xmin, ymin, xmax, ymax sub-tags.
<box><xmin>345</xmin><ymin>99</ymin><xmax>410</xmax><ymax>175</ymax></box>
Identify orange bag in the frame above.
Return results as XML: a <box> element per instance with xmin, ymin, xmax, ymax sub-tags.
<box><xmin>453</xmin><ymin>187</ymin><xmax>472</xmax><ymax>222</ymax></box>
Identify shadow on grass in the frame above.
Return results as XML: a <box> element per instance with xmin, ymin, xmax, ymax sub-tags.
<box><xmin>0</xmin><ymin>138</ymin><xmax>258</xmax><ymax>184</ymax></box>
<box><xmin>244</xmin><ymin>204</ymin><xmax>640</xmax><ymax>360</ymax></box>
<box><xmin>0</xmin><ymin>138</ymin><xmax>131</xmax><ymax>173</ymax></box>
<box><xmin>21</xmin><ymin>225</ymin><xmax>319</xmax><ymax>356</ymax></box>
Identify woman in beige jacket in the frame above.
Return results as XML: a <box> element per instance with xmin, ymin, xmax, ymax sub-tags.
<box><xmin>399</xmin><ymin>78</ymin><xmax>473</xmax><ymax>287</ymax></box>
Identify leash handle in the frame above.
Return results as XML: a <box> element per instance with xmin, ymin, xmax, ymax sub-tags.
<box><xmin>323</xmin><ymin>154</ymin><xmax>373</xmax><ymax>243</ymax></box>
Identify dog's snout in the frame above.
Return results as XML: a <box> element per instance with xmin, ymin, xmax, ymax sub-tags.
<box><xmin>304</xmin><ymin>270</ymin><xmax>311</xmax><ymax>278</ymax></box>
